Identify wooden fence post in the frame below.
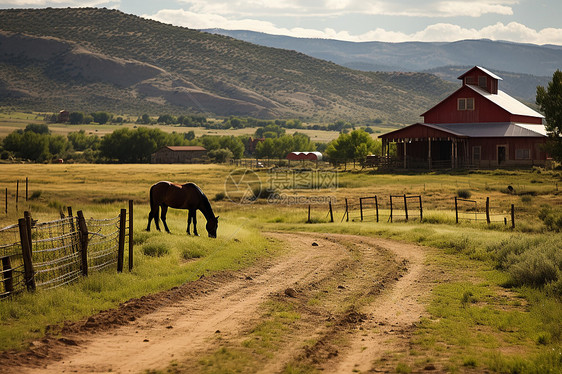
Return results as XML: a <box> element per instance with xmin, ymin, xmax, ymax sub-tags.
<box><xmin>307</xmin><ymin>205</ymin><xmax>311</xmax><ymax>223</ymax></box>
<box><xmin>455</xmin><ymin>197</ymin><xmax>459</xmax><ymax>224</ymax></box>
<box><xmin>486</xmin><ymin>197</ymin><xmax>490</xmax><ymax>224</ymax></box>
<box><xmin>419</xmin><ymin>195</ymin><xmax>423</xmax><ymax>221</ymax></box>
<box><xmin>24</xmin><ymin>211</ymin><xmax>32</xmax><ymax>247</ymax></box>
<box><xmin>329</xmin><ymin>200</ymin><xmax>334</xmax><ymax>223</ymax></box>
<box><xmin>5</xmin><ymin>188</ymin><xmax>7</xmax><ymax>214</ymax></box>
<box><xmin>344</xmin><ymin>198</ymin><xmax>349</xmax><ymax>222</ymax></box>
<box><xmin>129</xmin><ymin>200</ymin><xmax>134</xmax><ymax>271</ymax></box>
<box><xmin>403</xmin><ymin>194</ymin><xmax>408</xmax><ymax>221</ymax></box>
<box><xmin>511</xmin><ymin>204</ymin><xmax>515</xmax><ymax>229</ymax></box>
<box><xmin>389</xmin><ymin>195</ymin><xmax>393</xmax><ymax>222</ymax></box>
<box><xmin>18</xmin><ymin>218</ymin><xmax>35</xmax><ymax>292</ymax></box>
<box><xmin>1</xmin><ymin>256</ymin><xmax>13</xmax><ymax>296</ymax></box>
<box><xmin>375</xmin><ymin>195</ymin><xmax>379</xmax><ymax>223</ymax></box>
<box><xmin>117</xmin><ymin>209</ymin><xmax>126</xmax><ymax>273</ymax></box>
<box><xmin>26</xmin><ymin>177</ymin><xmax>28</xmax><ymax>201</ymax></box>
<box><xmin>359</xmin><ymin>198</ymin><xmax>363</xmax><ymax>221</ymax></box>
<box><xmin>77</xmin><ymin>210</ymin><xmax>89</xmax><ymax>277</ymax></box>
<box><xmin>16</xmin><ymin>180</ymin><xmax>19</xmax><ymax>210</ymax></box>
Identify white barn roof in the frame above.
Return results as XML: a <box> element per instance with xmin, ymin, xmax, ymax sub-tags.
<box><xmin>466</xmin><ymin>84</ymin><xmax>544</xmax><ymax>119</ymax></box>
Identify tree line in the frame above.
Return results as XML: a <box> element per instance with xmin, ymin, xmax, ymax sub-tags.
<box><xmin>0</xmin><ymin>123</ymin><xmax>386</xmax><ymax>165</ymax></box>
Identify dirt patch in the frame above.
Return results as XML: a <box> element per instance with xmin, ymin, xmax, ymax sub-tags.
<box><xmin>0</xmin><ymin>232</ymin><xmax>433</xmax><ymax>374</ymax></box>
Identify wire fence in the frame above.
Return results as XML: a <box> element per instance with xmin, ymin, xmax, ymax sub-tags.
<box><xmin>0</xmin><ymin>203</ymin><xmax>133</xmax><ymax>299</ymax></box>
<box><xmin>308</xmin><ymin>195</ymin><xmax>515</xmax><ymax>227</ymax></box>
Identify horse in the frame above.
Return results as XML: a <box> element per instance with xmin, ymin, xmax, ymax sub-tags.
<box><xmin>146</xmin><ymin>181</ymin><xmax>218</xmax><ymax>238</ymax></box>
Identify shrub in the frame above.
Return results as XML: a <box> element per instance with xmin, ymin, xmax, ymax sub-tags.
<box><xmin>538</xmin><ymin>207</ymin><xmax>562</xmax><ymax>231</ymax></box>
<box><xmin>142</xmin><ymin>243</ymin><xmax>169</xmax><ymax>257</ymax></box>
<box><xmin>457</xmin><ymin>189</ymin><xmax>471</xmax><ymax>199</ymax></box>
<box><xmin>509</xmin><ymin>251</ymin><xmax>558</xmax><ymax>288</ymax></box>
<box><xmin>29</xmin><ymin>191</ymin><xmax>42</xmax><ymax>200</ymax></box>
<box><xmin>181</xmin><ymin>247</ymin><xmax>205</xmax><ymax>260</ymax></box>
<box><xmin>214</xmin><ymin>192</ymin><xmax>226</xmax><ymax>201</ymax></box>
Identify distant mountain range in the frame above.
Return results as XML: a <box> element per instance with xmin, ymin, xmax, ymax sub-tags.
<box><xmin>205</xmin><ymin>29</ymin><xmax>560</xmax><ymax>101</ymax></box>
<box><xmin>0</xmin><ymin>8</ymin><xmax>457</xmax><ymax>124</ymax></box>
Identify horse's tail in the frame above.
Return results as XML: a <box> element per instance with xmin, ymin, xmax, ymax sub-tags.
<box><xmin>149</xmin><ymin>184</ymin><xmax>157</xmax><ymax>213</ymax></box>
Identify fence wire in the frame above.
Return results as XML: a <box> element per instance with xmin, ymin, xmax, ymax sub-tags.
<box><xmin>312</xmin><ymin>195</ymin><xmax>509</xmax><ymax>225</ymax></box>
<box><xmin>0</xmin><ymin>224</ymin><xmax>25</xmax><ymax>297</ymax></box>
<box><xmin>87</xmin><ymin>216</ymin><xmax>120</xmax><ymax>272</ymax></box>
<box><xmin>0</xmin><ymin>211</ymin><xmax>128</xmax><ymax>298</ymax></box>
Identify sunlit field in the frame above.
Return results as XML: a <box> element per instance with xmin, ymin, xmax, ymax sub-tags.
<box><xmin>0</xmin><ymin>163</ymin><xmax>561</xmax><ymax>372</ymax></box>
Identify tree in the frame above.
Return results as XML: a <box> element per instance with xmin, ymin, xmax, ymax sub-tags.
<box><xmin>25</xmin><ymin>123</ymin><xmax>50</xmax><ymax>134</ymax></box>
<box><xmin>91</xmin><ymin>111</ymin><xmax>112</xmax><ymax>125</ymax></box>
<box><xmin>537</xmin><ymin>70</ymin><xmax>562</xmax><ymax>161</ymax></box>
<box><xmin>69</xmin><ymin>112</ymin><xmax>85</xmax><ymax>124</ymax></box>
<box><xmin>208</xmin><ymin>148</ymin><xmax>233</xmax><ymax>163</ymax></box>
<box><xmin>325</xmin><ymin>129</ymin><xmax>379</xmax><ymax>168</ymax></box>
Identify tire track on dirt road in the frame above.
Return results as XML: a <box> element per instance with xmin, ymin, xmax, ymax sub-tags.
<box><xmin>4</xmin><ymin>232</ymin><xmax>429</xmax><ymax>374</ymax></box>
<box><xmin>11</xmin><ymin>233</ymin><xmax>351</xmax><ymax>374</ymax></box>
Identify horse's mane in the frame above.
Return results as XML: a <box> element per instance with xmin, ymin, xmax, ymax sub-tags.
<box><xmin>186</xmin><ymin>182</ymin><xmax>214</xmax><ymax>216</ymax></box>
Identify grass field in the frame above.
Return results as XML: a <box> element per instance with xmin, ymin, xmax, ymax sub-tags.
<box><xmin>0</xmin><ymin>163</ymin><xmax>561</xmax><ymax>372</ymax></box>
<box><xmin>0</xmin><ymin>111</ymin><xmax>392</xmax><ymax>142</ymax></box>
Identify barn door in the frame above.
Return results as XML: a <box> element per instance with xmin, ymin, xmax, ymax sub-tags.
<box><xmin>497</xmin><ymin>146</ymin><xmax>507</xmax><ymax>165</ymax></box>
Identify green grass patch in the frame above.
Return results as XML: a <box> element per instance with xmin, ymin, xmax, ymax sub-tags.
<box><xmin>0</xmin><ymin>217</ymin><xmax>279</xmax><ymax>351</ymax></box>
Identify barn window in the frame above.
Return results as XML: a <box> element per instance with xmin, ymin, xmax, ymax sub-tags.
<box><xmin>465</xmin><ymin>76</ymin><xmax>476</xmax><ymax>85</ymax></box>
<box><xmin>466</xmin><ymin>98</ymin><xmax>474</xmax><ymax>110</ymax></box>
<box><xmin>516</xmin><ymin>149</ymin><xmax>530</xmax><ymax>160</ymax></box>
<box><xmin>458</xmin><ymin>98</ymin><xmax>466</xmax><ymax>110</ymax></box>
<box><xmin>478</xmin><ymin>76</ymin><xmax>487</xmax><ymax>88</ymax></box>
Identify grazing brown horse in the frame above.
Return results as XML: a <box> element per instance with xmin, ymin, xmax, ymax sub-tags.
<box><xmin>146</xmin><ymin>181</ymin><xmax>218</xmax><ymax>238</ymax></box>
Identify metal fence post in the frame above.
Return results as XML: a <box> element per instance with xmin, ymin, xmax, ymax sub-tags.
<box><xmin>486</xmin><ymin>197</ymin><xmax>491</xmax><ymax>224</ymax></box>
<box><xmin>128</xmin><ymin>200</ymin><xmax>134</xmax><ymax>271</ymax></box>
<box><xmin>419</xmin><ymin>195</ymin><xmax>423</xmax><ymax>221</ymax></box>
<box><xmin>359</xmin><ymin>198</ymin><xmax>363</xmax><ymax>221</ymax></box>
<box><xmin>117</xmin><ymin>209</ymin><xmax>126</xmax><ymax>273</ymax></box>
<box><xmin>511</xmin><ymin>204</ymin><xmax>515</xmax><ymax>229</ymax></box>
<box><xmin>403</xmin><ymin>194</ymin><xmax>408</xmax><ymax>221</ymax></box>
<box><xmin>375</xmin><ymin>195</ymin><xmax>379</xmax><ymax>223</ymax></box>
<box><xmin>455</xmin><ymin>197</ymin><xmax>459</xmax><ymax>224</ymax></box>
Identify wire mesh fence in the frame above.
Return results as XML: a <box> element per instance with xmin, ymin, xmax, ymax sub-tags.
<box><xmin>0</xmin><ymin>224</ymin><xmax>25</xmax><ymax>298</ymax></box>
<box><xmin>0</xmin><ymin>204</ymin><xmax>132</xmax><ymax>299</ymax></box>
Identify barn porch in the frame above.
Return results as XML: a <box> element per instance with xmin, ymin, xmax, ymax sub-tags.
<box><xmin>380</xmin><ymin>123</ymin><xmax>469</xmax><ymax>169</ymax></box>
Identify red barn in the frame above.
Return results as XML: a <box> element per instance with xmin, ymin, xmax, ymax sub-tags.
<box><xmin>380</xmin><ymin>66</ymin><xmax>547</xmax><ymax>168</ymax></box>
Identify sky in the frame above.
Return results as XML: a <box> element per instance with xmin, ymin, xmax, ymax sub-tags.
<box><xmin>1</xmin><ymin>0</ymin><xmax>562</xmax><ymax>45</ymax></box>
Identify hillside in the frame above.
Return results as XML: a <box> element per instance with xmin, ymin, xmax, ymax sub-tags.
<box><xmin>0</xmin><ymin>8</ymin><xmax>456</xmax><ymax>124</ymax></box>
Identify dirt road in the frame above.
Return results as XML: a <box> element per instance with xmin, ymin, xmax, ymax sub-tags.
<box><xmin>3</xmin><ymin>232</ymin><xmax>432</xmax><ymax>373</ymax></box>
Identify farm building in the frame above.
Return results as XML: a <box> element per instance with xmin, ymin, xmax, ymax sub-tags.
<box><xmin>286</xmin><ymin>152</ymin><xmax>323</xmax><ymax>161</ymax></box>
<box><xmin>151</xmin><ymin>146</ymin><xmax>207</xmax><ymax>164</ymax></box>
<box><xmin>380</xmin><ymin>66</ymin><xmax>547</xmax><ymax>169</ymax></box>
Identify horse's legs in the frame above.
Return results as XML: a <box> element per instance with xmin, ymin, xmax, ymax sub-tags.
<box><xmin>160</xmin><ymin>205</ymin><xmax>170</xmax><ymax>233</ymax></box>
<box><xmin>191</xmin><ymin>210</ymin><xmax>199</xmax><ymax>236</ymax></box>
<box><xmin>186</xmin><ymin>210</ymin><xmax>192</xmax><ymax>235</ymax></box>
<box><xmin>147</xmin><ymin>206</ymin><xmax>159</xmax><ymax>231</ymax></box>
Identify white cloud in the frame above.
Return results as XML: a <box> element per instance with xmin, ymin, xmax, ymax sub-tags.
<box><xmin>174</xmin><ymin>0</ymin><xmax>517</xmax><ymax>18</ymax></box>
<box><xmin>147</xmin><ymin>8</ymin><xmax>562</xmax><ymax>45</ymax></box>
<box><xmin>1</xmin><ymin>0</ymin><xmax>116</xmax><ymax>5</ymax></box>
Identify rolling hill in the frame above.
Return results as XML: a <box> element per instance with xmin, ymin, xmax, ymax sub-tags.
<box><xmin>206</xmin><ymin>29</ymin><xmax>559</xmax><ymax>102</ymax></box>
<box><xmin>0</xmin><ymin>8</ymin><xmax>456</xmax><ymax>124</ymax></box>
<box><xmin>205</xmin><ymin>29</ymin><xmax>562</xmax><ymax>77</ymax></box>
